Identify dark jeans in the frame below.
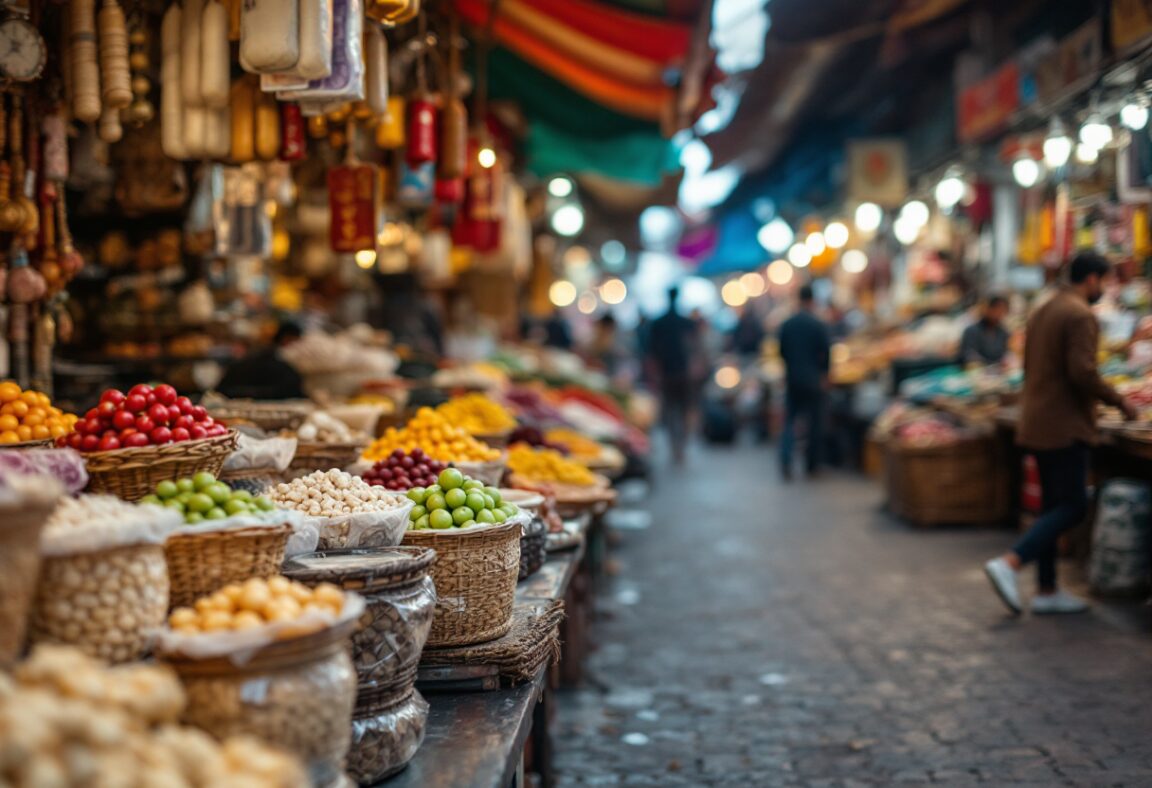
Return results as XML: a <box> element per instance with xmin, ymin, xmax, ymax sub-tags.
<box><xmin>660</xmin><ymin>378</ymin><xmax>692</xmax><ymax>461</ymax></box>
<box><xmin>780</xmin><ymin>388</ymin><xmax>825</xmax><ymax>474</ymax></box>
<box><xmin>1013</xmin><ymin>443</ymin><xmax>1090</xmax><ymax>591</ymax></box>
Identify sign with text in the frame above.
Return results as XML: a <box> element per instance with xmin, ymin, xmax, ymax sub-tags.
<box><xmin>328</xmin><ymin>165</ymin><xmax>378</xmax><ymax>253</ymax></box>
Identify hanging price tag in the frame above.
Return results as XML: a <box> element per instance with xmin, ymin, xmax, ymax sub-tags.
<box><xmin>328</xmin><ymin>164</ymin><xmax>378</xmax><ymax>253</ymax></box>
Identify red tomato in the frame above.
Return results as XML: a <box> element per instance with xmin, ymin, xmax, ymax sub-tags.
<box><xmin>189</xmin><ymin>425</ymin><xmax>208</xmax><ymax>440</ymax></box>
<box><xmin>100</xmin><ymin>389</ymin><xmax>126</xmax><ymax>406</ymax></box>
<box><xmin>128</xmin><ymin>384</ymin><xmax>152</xmax><ymax>399</ymax></box>
<box><xmin>98</xmin><ymin>434</ymin><xmax>121</xmax><ymax>451</ymax></box>
<box><xmin>190</xmin><ymin>405</ymin><xmax>209</xmax><ymax>422</ymax></box>
<box><xmin>171</xmin><ymin>427</ymin><xmax>191</xmax><ymax>442</ymax></box>
<box><xmin>175</xmin><ymin>415</ymin><xmax>195</xmax><ymax>431</ymax></box>
<box><xmin>207</xmin><ymin>424</ymin><xmax>228</xmax><ymax>437</ymax></box>
<box><xmin>146</xmin><ymin>393</ymin><xmax>157</xmax><ymax>407</ymax></box>
<box><xmin>167</xmin><ymin>405</ymin><xmax>181</xmax><ymax>423</ymax></box>
<box><xmin>148</xmin><ymin>403</ymin><xmax>171</xmax><ymax>424</ymax></box>
<box><xmin>119</xmin><ymin>427</ymin><xmax>138</xmax><ymax>439</ymax></box>
<box><xmin>153</xmin><ymin>384</ymin><xmax>178</xmax><ymax>405</ymax></box>
<box><xmin>112</xmin><ymin>410</ymin><xmax>135</xmax><ymax>430</ymax></box>
<box><xmin>149</xmin><ymin>426</ymin><xmax>172</xmax><ymax>445</ymax></box>
<box><xmin>135</xmin><ymin>415</ymin><xmax>155</xmax><ymax>434</ymax></box>
<box><xmin>67</xmin><ymin>433</ymin><xmax>83</xmax><ymax>449</ymax></box>
<box><xmin>84</xmin><ymin>407</ymin><xmax>99</xmax><ymax>421</ymax></box>
<box><xmin>80</xmin><ymin>434</ymin><xmax>100</xmax><ymax>452</ymax></box>
<box><xmin>125</xmin><ymin>394</ymin><xmax>148</xmax><ymax>413</ymax></box>
<box><xmin>176</xmin><ymin>396</ymin><xmax>194</xmax><ymax>414</ymax></box>
<box><xmin>97</xmin><ymin>401</ymin><xmax>118</xmax><ymax>418</ymax></box>
<box><xmin>124</xmin><ymin>432</ymin><xmax>150</xmax><ymax>448</ymax></box>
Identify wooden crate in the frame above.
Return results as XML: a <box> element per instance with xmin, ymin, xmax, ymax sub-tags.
<box><xmin>884</xmin><ymin>434</ymin><xmax>1010</xmax><ymax>527</ymax></box>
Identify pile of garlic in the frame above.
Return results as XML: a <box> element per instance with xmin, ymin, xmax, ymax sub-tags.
<box><xmin>0</xmin><ymin>645</ymin><xmax>308</xmax><ymax>787</ymax></box>
<box><xmin>269</xmin><ymin>469</ymin><xmax>406</xmax><ymax>517</ymax></box>
<box><xmin>291</xmin><ymin>411</ymin><xmax>369</xmax><ymax>444</ymax></box>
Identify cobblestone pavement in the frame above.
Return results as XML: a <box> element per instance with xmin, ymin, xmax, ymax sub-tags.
<box><xmin>554</xmin><ymin>444</ymin><xmax>1152</xmax><ymax>787</ymax></box>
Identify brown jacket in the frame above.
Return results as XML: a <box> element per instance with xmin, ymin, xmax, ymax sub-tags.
<box><xmin>1017</xmin><ymin>288</ymin><xmax>1122</xmax><ymax>450</ymax></box>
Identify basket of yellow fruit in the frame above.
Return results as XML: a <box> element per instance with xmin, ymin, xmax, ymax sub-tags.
<box><xmin>545</xmin><ymin>428</ymin><xmax>626</xmax><ymax>475</ymax></box>
<box><xmin>0</xmin><ymin>381</ymin><xmax>78</xmax><ymax>448</ymax></box>
<box><xmin>363</xmin><ymin>407</ymin><xmax>506</xmax><ymax>485</ymax></box>
<box><xmin>507</xmin><ymin>444</ymin><xmax>615</xmax><ymax>516</ymax></box>
<box><xmin>436</xmin><ymin>393</ymin><xmax>518</xmax><ymax>448</ymax></box>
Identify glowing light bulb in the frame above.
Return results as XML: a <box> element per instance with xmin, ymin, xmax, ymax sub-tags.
<box><xmin>478</xmin><ymin>147</ymin><xmax>497</xmax><ymax>168</ymax></box>
<box><xmin>1012</xmin><ymin>156</ymin><xmax>1041</xmax><ymax>188</ymax></box>
<box><xmin>824</xmin><ymin>221</ymin><xmax>849</xmax><ymax>249</ymax></box>
<box><xmin>787</xmin><ymin>243</ymin><xmax>812</xmax><ymax>268</ymax></box>
<box><xmin>854</xmin><ymin>202</ymin><xmax>883</xmax><ymax>233</ymax></box>
<box><xmin>548</xmin><ymin>176</ymin><xmax>574</xmax><ymax>197</ymax></box>
<box><xmin>354</xmin><ymin>249</ymin><xmax>377</xmax><ymax>269</ymax></box>
<box><xmin>549</xmin><ymin>280</ymin><xmax>577</xmax><ymax>307</ymax></box>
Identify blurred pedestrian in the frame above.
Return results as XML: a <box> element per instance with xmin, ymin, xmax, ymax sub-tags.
<box><xmin>217</xmin><ymin>319</ymin><xmax>306</xmax><ymax>400</ymax></box>
<box><xmin>777</xmin><ymin>285</ymin><xmax>831</xmax><ymax>480</ymax></box>
<box><xmin>647</xmin><ymin>287</ymin><xmax>700</xmax><ymax>464</ymax></box>
<box><xmin>589</xmin><ymin>314</ymin><xmax>624</xmax><ymax>378</ymax></box>
<box><xmin>984</xmin><ymin>253</ymin><xmax>1138</xmax><ymax>616</ymax></box>
<box><xmin>960</xmin><ymin>295</ymin><xmax>1010</xmax><ymax>366</ymax></box>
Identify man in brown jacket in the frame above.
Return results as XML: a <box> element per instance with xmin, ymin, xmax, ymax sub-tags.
<box><xmin>985</xmin><ymin>253</ymin><xmax>1137</xmax><ymax>615</ymax></box>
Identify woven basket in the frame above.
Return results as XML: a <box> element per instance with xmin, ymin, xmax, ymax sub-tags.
<box><xmin>472</xmin><ymin>428</ymin><xmax>513</xmax><ymax>449</ymax></box>
<box><xmin>519</xmin><ymin>516</ymin><xmax>548</xmax><ymax>581</ymax></box>
<box><xmin>165</xmin><ymin>522</ymin><xmax>293</xmax><ymax>609</ymax></box>
<box><xmin>286</xmin><ymin>441</ymin><xmax>367</xmax><ymax>479</ymax></box>
<box><xmin>29</xmin><ymin>543</ymin><xmax>169</xmax><ymax>663</ymax></box>
<box><xmin>402</xmin><ymin>520</ymin><xmax>522</xmax><ymax>648</ymax></box>
<box><xmin>884</xmin><ymin>434</ymin><xmax>1010</xmax><ymax>527</ymax></box>
<box><xmin>2</xmin><ymin>438</ymin><xmax>55</xmax><ymax>451</ymax></box>
<box><xmin>84</xmin><ymin>431</ymin><xmax>239</xmax><ymax>502</ymax></box>
<box><xmin>204</xmin><ymin>399</ymin><xmax>313</xmax><ymax>432</ymax></box>
<box><xmin>0</xmin><ymin>499</ymin><xmax>55</xmax><ymax>665</ymax></box>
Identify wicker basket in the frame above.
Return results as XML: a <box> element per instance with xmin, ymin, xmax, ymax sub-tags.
<box><xmin>204</xmin><ymin>399</ymin><xmax>314</xmax><ymax>432</ymax></box>
<box><xmin>472</xmin><ymin>428</ymin><xmax>513</xmax><ymax>449</ymax></box>
<box><xmin>519</xmin><ymin>516</ymin><xmax>548</xmax><ymax>581</ymax></box>
<box><xmin>0</xmin><ymin>498</ymin><xmax>55</xmax><ymax>665</ymax></box>
<box><xmin>402</xmin><ymin>520</ymin><xmax>522</xmax><ymax>648</ymax></box>
<box><xmin>84</xmin><ymin>431</ymin><xmax>239</xmax><ymax>502</ymax></box>
<box><xmin>165</xmin><ymin>522</ymin><xmax>293</xmax><ymax>609</ymax></box>
<box><xmin>884</xmin><ymin>434</ymin><xmax>1010</xmax><ymax>527</ymax></box>
<box><xmin>29</xmin><ymin>543</ymin><xmax>169</xmax><ymax>663</ymax></box>
<box><xmin>286</xmin><ymin>441</ymin><xmax>367</xmax><ymax>479</ymax></box>
<box><xmin>3</xmin><ymin>438</ymin><xmax>55</xmax><ymax>451</ymax></box>
<box><xmin>158</xmin><ymin>618</ymin><xmax>358</xmax><ymax>788</ymax></box>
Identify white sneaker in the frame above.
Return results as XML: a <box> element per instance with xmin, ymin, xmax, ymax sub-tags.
<box><xmin>984</xmin><ymin>558</ymin><xmax>1022</xmax><ymax>615</ymax></box>
<box><xmin>1032</xmin><ymin>590</ymin><xmax>1090</xmax><ymax>615</ymax></box>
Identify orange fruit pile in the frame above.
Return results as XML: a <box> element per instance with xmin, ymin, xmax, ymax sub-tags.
<box><xmin>363</xmin><ymin>407</ymin><xmax>501</xmax><ymax>463</ymax></box>
<box><xmin>0</xmin><ymin>381</ymin><xmax>79</xmax><ymax>444</ymax></box>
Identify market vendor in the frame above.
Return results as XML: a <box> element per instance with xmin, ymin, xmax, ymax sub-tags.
<box><xmin>959</xmin><ymin>295</ymin><xmax>1010</xmax><ymax>366</ymax></box>
<box><xmin>217</xmin><ymin>320</ymin><xmax>306</xmax><ymax>400</ymax></box>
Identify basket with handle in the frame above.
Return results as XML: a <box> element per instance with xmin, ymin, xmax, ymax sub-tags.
<box><xmin>401</xmin><ymin>519</ymin><xmax>522</xmax><ymax>648</ymax></box>
<box><xmin>83</xmin><ymin>431</ymin><xmax>239</xmax><ymax>501</ymax></box>
<box><xmin>164</xmin><ymin>521</ymin><xmax>294</xmax><ymax>609</ymax></box>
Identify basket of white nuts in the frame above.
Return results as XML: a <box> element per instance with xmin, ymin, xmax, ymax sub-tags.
<box><xmin>269</xmin><ymin>469</ymin><xmax>414</xmax><ymax>550</ymax></box>
<box><xmin>28</xmin><ymin>495</ymin><xmax>184</xmax><ymax>663</ymax></box>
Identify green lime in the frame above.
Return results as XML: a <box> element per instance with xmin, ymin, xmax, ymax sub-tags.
<box><xmin>254</xmin><ymin>496</ymin><xmax>275</xmax><ymax>511</ymax></box>
<box><xmin>192</xmin><ymin>471</ymin><xmax>217</xmax><ymax>491</ymax></box>
<box><xmin>414</xmin><ymin>515</ymin><xmax>430</xmax><ymax>530</ymax></box>
<box><xmin>185</xmin><ymin>512</ymin><xmax>204</xmax><ymax>524</ymax></box>
<box><xmin>205</xmin><ymin>507</ymin><xmax>228</xmax><ymax>521</ymax></box>
<box><xmin>452</xmin><ymin>506</ymin><xmax>473</xmax><ymax>525</ymax></box>
<box><xmin>139</xmin><ymin>494</ymin><xmax>162</xmax><ymax>507</ymax></box>
<box><xmin>429</xmin><ymin>509</ymin><xmax>454</xmax><ymax>529</ymax></box>
<box><xmin>445</xmin><ymin>488</ymin><xmax>467</xmax><ymax>509</ymax></box>
<box><xmin>499</xmin><ymin>504</ymin><xmax>518</xmax><ymax>517</ymax></box>
<box><xmin>176</xmin><ymin>478</ymin><xmax>195</xmax><ymax>494</ymax></box>
<box><xmin>231</xmin><ymin>489</ymin><xmax>253</xmax><ymax>502</ymax></box>
<box><xmin>224</xmin><ymin>499</ymin><xmax>250</xmax><ymax>516</ymax></box>
<box><xmin>410</xmin><ymin>505</ymin><xmax>427</xmax><ymax>522</ymax></box>
<box><xmin>463</xmin><ymin>479</ymin><xmax>484</xmax><ymax>491</ymax></box>
<box><xmin>492</xmin><ymin>508</ymin><xmax>508</xmax><ymax>523</ymax></box>
<box><xmin>156</xmin><ymin>480</ymin><xmax>179</xmax><ymax>499</ymax></box>
<box><xmin>476</xmin><ymin>508</ymin><xmax>496</xmax><ymax>524</ymax></box>
<box><xmin>460</xmin><ymin>520</ymin><xmax>477</xmax><ymax>529</ymax></box>
<box><xmin>424</xmin><ymin>484</ymin><xmax>442</xmax><ymax>497</ymax></box>
<box><xmin>425</xmin><ymin>493</ymin><xmax>447</xmax><ymax>511</ymax></box>
<box><xmin>206</xmin><ymin>483</ymin><xmax>232</xmax><ymax>505</ymax></box>
<box><xmin>484</xmin><ymin>487</ymin><xmax>502</xmax><ymax>505</ymax></box>
<box><xmin>407</xmin><ymin>487</ymin><xmax>426</xmax><ymax>504</ymax></box>
<box><xmin>187</xmin><ymin>493</ymin><xmax>214</xmax><ymax>514</ymax></box>
<box><xmin>438</xmin><ymin>468</ymin><xmax>465</xmax><ymax>490</ymax></box>
<box><xmin>465</xmin><ymin>492</ymin><xmax>487</xmax><ymax>512</ymax></box>
<box><xmin>164</xmin><ymin>499</ymin><xmax>185</xmax><ymax>513</ymax></box>
<box><xmin>482</xmin><ymin>494</ymin><xmax>495</xmax><ymax>510</ymax></box>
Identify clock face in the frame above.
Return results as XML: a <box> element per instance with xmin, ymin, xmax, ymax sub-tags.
<box><xmin>0</xmin><ymin>18</ymin><xmax>45</xmax><ymax>82</ymax></box>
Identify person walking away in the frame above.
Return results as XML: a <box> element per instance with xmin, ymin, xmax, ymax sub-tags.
<box><xmin>960</xmin><ymin>295</ymin><xmax>1010</xmax><ymax>366</ymax></box>
<box><xmin>647</xmin><ymin>287</ymin><xmax>699</xmax><ymax>465</ymax></box>
<box><xmin>984</xmin><ymin>253</ymin><xmax>1138</xmax><ymax>615</ymax></box>
<box><xmin>777</xmin><ymin>285</ymin><xmax>831</xmax><ymax>480</ymax></box>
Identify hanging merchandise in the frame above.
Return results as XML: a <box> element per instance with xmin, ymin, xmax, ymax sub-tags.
<box><xmin>434</xmin><ymin>177</ymin><xmax>464</xmax><ymax>205</ymax></box>
<box><xmin>124</xmin><ymin>23</ymin><xmax>155</xmax><ymax>126</ymax></box>
<box><xmin>280</xmin><ymin>103</ymin><xmax>307</xmax><ymax>161</ymax></box>
<box><xmin>254</xmin><ymin>92</ymin><xmax>282</xmax><ymax>161</ymax></box>
<box><xmin>276</xmin><ymin>0</ymin><xmax>365</xmax><ymax>111</ymax></box>
<box><xmin>70</xmin><ymin>0</ymin><xmax>102</xmax><ymax>122</ymax></box>
<box><xmin>396</xmin><ymin>160</ymin><xmax>434</xmax><ymax>210</ymax></box>
<box><xmin>240</xmin><ymin>0</ymin><xmax>300</xmax><ymax>74</ymax></box>
<box><xmin>200</xmin><ymin>0</ymin><xmax>231</xmax><ymax>108</ymax></box>
<box><xmin>159</xmin><ymin>4</ymin><xmax>186</xmax><ymax>159</ymax></box>
<box><xmin>97</xmin><ymin>0</ymin><xmax>132</xmax><ymax>110</ymax></box>
<box><xmin>329</xmin><ymin>163</ymin><xmax>379</xmax><ymax>252</ymax></box>
<box><xmin>405</xmin><ymin>96</ymin><xmax>436</xmax><ymax>167</ymax></box>
<box><xmin>229</xmin><ymin>77</ymin><xmax>257</xmax><ymax>163</ymax></box>
<box><xmin>364</xmin><ymin>20</ymin><xmax>388</xmax><ymax>114</ymax></box>
<box><xmin>439</xmin><ymin>17</ymin><xmax>468</xmax><ymax>180</ymax></box>
<box><xmin>218</xmin><ymin>164</ymin><xmax>272</xmax><ymax>257</ymax></box>
<box><xmin>376</xmin><ymin>96</ymin><xmax>405</xmax><ymax>149</ymax></box>
<box><xmin>367</xmin><ymin>0</ymin><xmax>420</xmax><ymax>25</ymax></box>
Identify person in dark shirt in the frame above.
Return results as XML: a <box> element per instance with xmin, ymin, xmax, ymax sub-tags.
<box><xmin>777</xmin><ymin>285</ymin><xmax>831</xmax><ymax>479</ymax></box>
<box><xmin>217</xmin><ymin>320</ymin><xmax>306</xmax><ymax>400</ymax></box>
<box><xmin>959</xmin><ymin>295</ymin><xmax>1010</xmax><ymax>366</ymax></box>
<box><xmin>646</xmin><ymin>286</ymin><xmax>699</xmax><ymax>464</ymax></box>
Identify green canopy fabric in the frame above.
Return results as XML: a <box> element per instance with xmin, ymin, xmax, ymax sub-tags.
<box><xmin>526</xmin><ymin>121</ymin><xmax>680</xmax><ymax>186</ymax></box>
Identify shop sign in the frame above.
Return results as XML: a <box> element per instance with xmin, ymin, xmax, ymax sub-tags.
<box><xmin>1112</xmin><ymin>0</ymin><xmax>1152</xmax><ymax>52</ymax></box>
<box><xmin>846</xmin><ymin>138</ymin><xmax>908</xmax><ymax>207</ymax></box>
<box><xmin>328</xmin><ymin>165</ymin><xmax>378</xmax><ymax>253</ymax></box>
<box><xmin>956</xmin><ymin>61</ymin><xmax>1020</xmax><ymax>143</ymax></box>
<box><xmin>1032</xmin><ymin>19</ymin><xmax>1102</xmax><ymax>104</ymax></box>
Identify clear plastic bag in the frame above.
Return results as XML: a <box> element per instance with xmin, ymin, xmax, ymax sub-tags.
<box><xmin>348</xmin><ymin>688</ymin><xmax>429</xmax><ymax>783</ymax></box>
<box><xmin>222</xmin><ymin>434</ymin><xmax>299</xmax><ymax>473</ymax></box>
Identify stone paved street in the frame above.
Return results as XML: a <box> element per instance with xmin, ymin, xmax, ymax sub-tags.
<box><xmin>554</xmin><ymin>444</ymin><xmax>1152</xmax><ymax>786</ymax></box>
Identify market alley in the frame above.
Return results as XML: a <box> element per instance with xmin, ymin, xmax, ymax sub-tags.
<box><xmin>555</xmin><ymin>444</ymin><xmax>1152</xmax><ymax>787</ymax></box>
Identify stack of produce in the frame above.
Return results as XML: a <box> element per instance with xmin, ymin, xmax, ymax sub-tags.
<box><xmin>0</xmin><ymin>381</ymin><xmax>78</xmax><ymax>444</ymax></box>
<box><xmin>167</xmin><ymin>577</ymin><xmax>345</xmax><ymax>636</ymax></box>
<box><xmin>270</xmin><ymin>470</ymin><xmax>407</xmax><ymax>518</ymax></box>
<box><xmin>435</xmin><ymin>393</ymin><xmax>517</xmax><ymax>436</ymax></box>
<box><xmin>363</xmin><ymin>407</ymin><xmax>501</xmax><ymax>464</ymax></box>
<box><xmin>507</xmin><ymin>444</ymin><xmax>597</xmax><ymax>486</ymax></box>
<box><xmin>0</xmin><ymin>645</ymin><xmax>309</xmax><ymax>787</ymax></box>
<box><xmin>363</xmin><ymin>449</ymin><xmax>448</xmax><ymax>490</ymax></box>
<box><xmin>545</xmin><ymin>428</ymin><xmax>604</xmax><ymax>461</ymax></box>
<box><xmin>291</xmin><ymin>410</ymin><xmax>371</xmax><ymax>444</ymax></box>
<box><xmin>62</xmin><ymin>384</ymin><xmax>228</xmax><ymax>452</ymax></box>
<box><xmin>507</xmin><ymin>424</ymin><xmax>569</xmax><ymax>452</ymax></box>
<box><xmin>406</xmin><ymin>468</ymin><xmax>519</xmax><ymax>530</ymax></box>
<box><xmin>141</xmin><ymin>472</ymin><xmax>276</xmax><ymax>524</ymax></box>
